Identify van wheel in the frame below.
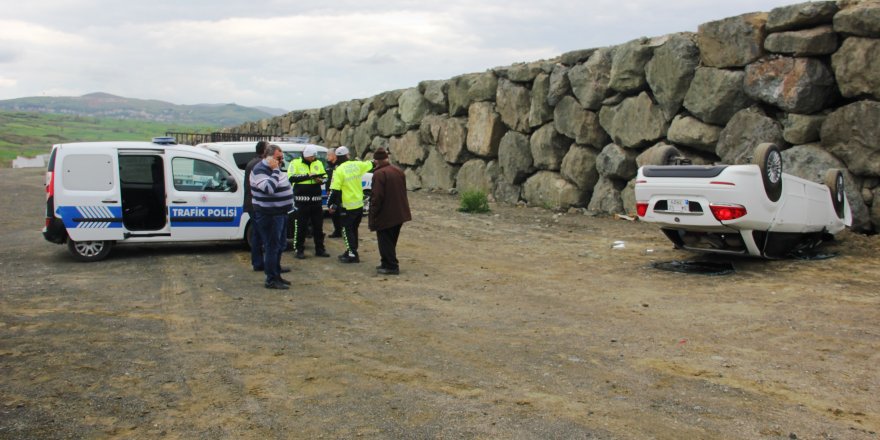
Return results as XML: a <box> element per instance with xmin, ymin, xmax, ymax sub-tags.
<box><xmin>824</xmin><ymin>169</ymin><xmax>846</xmax><ymax>219</ymax></box>
<box><xmin>67</xmin><ymin>239</ymin><xmax>113</xmax><ymax>262</ymax></box>
<box><xmin>753</xmin><ymin>143</ymin><xmax>782</xmax><ymax>202</ymax></box>
<box><xmin>363</xmin><ymin>190</ymin><xmax>372</xmax><ymax>214</ymax></box>
<box><xmin>244</xmin><ymin>221</ymin><xmax>255</xmax><ymax>250</ymax></box>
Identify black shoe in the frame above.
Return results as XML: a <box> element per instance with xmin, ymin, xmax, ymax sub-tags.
<box><xmin>328</xmin><ymin>232</ymin><xmax>342</xmax><ymax>238</ymax></box>
<box><xmin>277</xmin><ymin>277</ymin><xmax>291</xmax><ymax>285</ymax></box>
<box><xmin>295</xmin><ymin>251</ymin><xmax>306</xmax><ymax>260</ymax></box>
<box><xmin>315</xmin><ymin>250</ymin><xmax>330</xmax><ymax>257</ymax></box>
<box><xmin>264</xmin><ymin>281</ymin><xmax>290</xmax><ymax>290</ymax></box>
<box><xmin>280</xmin><ymin>267</ymin><xmax>291</xmax><ymax>273</ymax></box>
<box><xmin>377</xmin><ymin>267</ymin><xmax>400</xmax><ymax>275</ymax></box>
<box><xmin>338</xmin><ymin>252</ymin><xmax>360</xmax><ymax>263</ymax></box>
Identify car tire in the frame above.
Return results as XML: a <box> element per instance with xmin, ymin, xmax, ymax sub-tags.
<box><xmin>67</xmin><ymin>239</ymin><xmax>113</xmax><ymax>262</ymax></box>
<box><xmin>244</xmin><ymin>220</ymin><xmax>255</xmax><ymax>250</ymax></box>
<box><xmin>824</xmin><ymin>169</ymin><xmax>846</xmax><ymax>219</ymax></box>
<box><xmin>645</xmin><ymin>144</ymin><xmax>682</xmax><ymax>166</ymax></box>
<box><xmin>753</xmin><ymin>143</ymin><xmax>782</xmax><ymax>202</ymax></box>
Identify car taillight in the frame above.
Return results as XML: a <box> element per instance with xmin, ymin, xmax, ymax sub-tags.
<box><xmin>709</xmin><ymin>204</ymin><xmax>747</xmax><ymax>221</ymax></box>
<box><xmin>636</xmin><ymin>202</ymin><xmax>648</xmax><ymax>217</ymax></box>
<box><xmin>45</xmin><ymin>171</ymin><xmax>54</xmax><ymax>199</ymax></box>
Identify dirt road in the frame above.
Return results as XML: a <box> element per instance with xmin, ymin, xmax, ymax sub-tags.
<box><xmin>1</xmin><ymin>167</ymin><xmax>878</xmax><ymax>439</ymax></box>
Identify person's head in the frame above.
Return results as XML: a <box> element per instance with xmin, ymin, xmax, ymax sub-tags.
<box><xmin>255</xmin><ymin>140</ymin><xmax>269</xmax><ymax>157</ymax></box>
<box><xmin>335</xmin><ymin>146</ymin><xmax>350</xmax><ymax>160</ymax></box>
<box><xmin>327</xmin><ymin>149</ymin><xmax>337</xmax><ymax>164</ymax></box>
<box><xmin>265</xmin><ymin>144</ymin><xmax>283</xmax><ymax>161</ymax></box>
<box><xmin>373</xmin><ymin>147</ymin><xmax>389</xmax><ymax>163</ymax></box>
<box><xmin>302</xmin><ymin>145</ymin><xmax>318</xmax><ymax>163</ymax></box>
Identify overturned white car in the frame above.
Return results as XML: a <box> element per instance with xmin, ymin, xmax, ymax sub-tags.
<box><xmin>634</xmin><ymin>143</ymin><xmax>852</xmax><ymax>258</ymax></box>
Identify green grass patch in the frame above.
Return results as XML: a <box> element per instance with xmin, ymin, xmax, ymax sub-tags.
<box><xmin>458</xmin><ymin>189</ymin><xmax>490</xmax><ymax>213</ymax></box>
<box><xmin>0</xmin><ymin>111</ymin><xmax>216</xmax><ymax>167</ymax></box>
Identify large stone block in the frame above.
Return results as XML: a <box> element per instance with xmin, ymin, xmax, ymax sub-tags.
<box><xmin>498</xmin><ymin>131</ymin><xmax>534</xmax><ymax>184</ymax></box>
<box><xmin>698</xmin><ymin>12</ymin><xmax>768</xmax><ymax>68</ymax></box>
<box><xmin>560</xmin><ymin>145</ymin><xmax>599</xmax><ymax>190</ymax></box>
<box><xmin>418</xmin><ymin>80</ymin><xmax>449</xmax><ymax>114</ymax></box>
<box><xmin>666</xmin><ymin>115</ymin><xmax>722</xmax><ymax>153</ymax></box>
<box><xmin>498</xmin><ymin>60</ymin><xmax>548</xmax><ymax>83</ymax></box>
<box><xmin>716</xmin><ymin>107</ymin><xmax>785</xmax><ymax>165</ymax></box>
<box><xmin>560</xmin><ymin>48</ymin><xmax>596</xmax><ymax>66</ymax></box>
<box><xmin>404</xmin><ymin>167</ymin><xmax>422</xmax><ymax>191</ymax></box>
<box><xmin>587</xmin><ymin>176</ymin><xmax>625</xmax><ymax>214</ymax></box>
<box><xmin>781</xmin><ymin>143</ymin><xmax>870</xmax><ymax>231</ymax></box>
<box><xmin>420</xmin><ymin>148</ymin><xmax>459</xmax><ymax>190</ymax></box>
<box><xmin>598</xmin><ymin>92</ymin><xmax>669</xmax><ymax>149</ymax></box>
<box><xmin>448</xmin><ymin>72</ymin><xmax>498</xmax><ymax>117</ymax></box>
<box><xmin>389</xmin><ymin>130</ymin><xmax>426</xmax><ymax>166</ymax></box>
<box><xmin>554</xmin><ymin>96</ymin><xmax>608</xmax><ymax>148</ymax></box>
<box><xmin>832</xmin><ymin>37</ymin><xmax>880</xmax><ymax>100</ymax></box>
<box><xmin>398</xmin><ymin>88</ymin><xmax>429</xmax><ymax>128</ymax></box>
<box><xmin>494</xmin><ymin>181</ymin><xmax>522</xmax><ymax>205</ymax></box>
<box><xmin>595</xmin><ymin>143</ymin><xmax>638</xmax><ymax>180</ymax></box>
<box><xmin>782</xmin><ymin>113</ymin><xmax>826</xmax><ymax>145</ymax></box>
<box><xmin>529</xmin><ymin>73</ymin><xmax>553</xmax><ymax>128</ymax></box>
<box><xmin>523</xmin><ymin>171</ymin><xmax>586</xmax><ymax>209</ymax></box>
<box><xmin>821</xmin><ymin>100</ymin><xmax>880</xmax><ymax>176</ymax></box>
<box><xmin>645</xmin><ymin>33</ymin><xmax>700</xmax><ymax>120</ymax></box>
<box><xmin>456</xmin><ymin>159</ymin><xmax>498</xmax><ymax>194</ymax></box>
<box><xmin>346</xmin><ymin>100</ymin><xmax>364</xmax><ymax>124</ymax></box>
<box><xmin>547</xmin><ymin>64</ymin><xmax>571</xmax><ymax>107</ymax></box>
<box><xmin>466</xmin><ymin>102</ymin><xmax>506</xmax><ymax>158</ymax></box>
<box><xmin>496</xmin><ymin>79</ymin><xmax>531</xmax><ymax>133</ymax></box>
<box><xmin>419</xmin><ymin>114</ymin><xmax>446</xmax><ymax>145</ymax></box>
<box><xmin>764</xmin><ymin>25</ymin><xmax>838</xmax><ymax>56</ymax></box>
<box><xmin>683</xmin><ymin>67</ymin><xmax>754</xmax><ymax>125</ymax></box>
<box><xmin>437</xmin><ymin>117</ymin><xmax>468</xmax><ymax>164</ymax></box>
<box><xmin>834</xmin><ymin>3</ymin><xmax>880</xmax><ymax>37</ymax></box>
<box><xmin>376</xmin><ymin>108</ymin><xmax>408</xmax><ymax>137</ymax></box>
<box><xmin>529</xmin><ymin>123</ymin><xmax>570</xmax><ymax>171</ymax></box>
<box><xmin>744</xmin><ymin>56</ymin><xmax>836</xmax><ymax>113</ymax></box>
<box><xmin>569</xmin><ymin>47</ymin><xmax>614</xmax><ymax>110</ymax></box>
<box><xmin>358</xmin><ymin>97</ymin><xmax>374</xmax><ymax>122</ymax></box>
<box><xmin>609</xmin><ymin>38</ymin><xmax>654</xmax><ymax>94</ymax></box>
<box><xmin>767</xmin><ymin>1</ymin><xmax>838</xmax><ymax>32</ymax></box>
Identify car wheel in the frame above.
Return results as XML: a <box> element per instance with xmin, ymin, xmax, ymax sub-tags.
<box><xmin>66</xmin><ymin>239</ymin><xmax>113</xmax><ymax>262</ymax></box>
<box><xmin>753</xmin><ymin>143</ymin><xmax>782</xmax><ymax>202</ymax></box>
<box><xmin>363</xmin><ymin>190</ymin><xmax>372</xmax><ymax>214</ymax></box>
<box><xmin>824</xmin><ymin>169</ymin><xmax>846</xmax><ymax>219</ymax></box>
<box><xmin>646</xmin><ymin>144</ymin><xmax>682</xmax><ymax>165</ymax></box>
<box><xmin>244</xmin><ymin>220</ymin><xmax>255</xmax><ymax>250</ymax></box>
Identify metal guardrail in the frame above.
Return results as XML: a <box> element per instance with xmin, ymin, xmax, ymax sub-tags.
<box><xmin>164</xmin><ymin>132</ymin><xmax>290</xmax><ymax>146</ymax></box>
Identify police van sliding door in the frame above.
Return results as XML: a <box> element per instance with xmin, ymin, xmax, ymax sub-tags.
<box><xmin>56</xmin><ymin>147</ymin><xmax>125</xmax><ymax>242</ymax></box>
<box><xmin>167</xmin><ymin>153</ymin><xmax>243</xmax><ymax>241</ymax></box>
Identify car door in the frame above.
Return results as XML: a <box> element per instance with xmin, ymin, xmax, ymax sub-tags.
<box><xmin>166</xmin><ymin>151</ymin><xmax>243</xmax><ymax>241</ymax></box>
<box><xmin>55</xmin><ymin>146</ymin><xmax>125</xmax><ymax>242</ymax></box>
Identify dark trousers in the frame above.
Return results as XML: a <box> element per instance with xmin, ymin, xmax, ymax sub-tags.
<box><xmin>377</xmin><ymin>224</ymin><xmax>402</xmax><ymax>270</ymax></box>
<box><xmin>293</xmin><ymin>204</ymin><xmax>324</xmax><ymax>252</ymax></box>
<box><xmin>340</xmin><ymin>207</ymin><xmax>363</xmax><ymax>256</ymax></box>
<box><xmin>248</xmin><ymin>213</ymin><xmax>263</xmax><ymax>270</ymax></box>
<box><xmin>255</xmin><ymin>211</ymin><xmax>286</xmax><ymax>283</ymax></box>
<box><xmin>330</xmin><ymin>210</ymin><xmax>342</xmax><ymax>235</ymax></box>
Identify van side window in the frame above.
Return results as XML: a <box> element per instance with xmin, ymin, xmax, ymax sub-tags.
<box><xmin>171</xmin><ymin>157</ymin><xmax>234</xmax><ymax>192</ymax></box>
<box><xmin>62</xmin><ymin>154</ymin><xmax>114</xmax><ymax>191</ymax></box>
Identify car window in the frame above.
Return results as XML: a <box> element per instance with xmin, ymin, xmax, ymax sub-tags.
<box><xmin>231</xmin><ymin>152</ymin><xmax>253</xmax><ymax>170</ymax></box>
<box><xmin>172</xmin><ymin>157</ymin><xmax>234</xmax><ymax>192</ymax></box>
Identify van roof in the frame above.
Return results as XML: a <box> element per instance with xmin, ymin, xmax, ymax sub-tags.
<box><xmin>51</xmin><ymin>142</ymin><xmax>220</xmax><ymax>159</ymax></box>
<box><xmin>195</xmin><ymin>141</ymin><xmax>328</xmax><ymax>151</ymax></box>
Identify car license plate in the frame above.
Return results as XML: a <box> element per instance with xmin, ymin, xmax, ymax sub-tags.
<box><xmin>667</xmin><ymin>199</ymin><xmax>689</xmax><ymax>213</ymax></box>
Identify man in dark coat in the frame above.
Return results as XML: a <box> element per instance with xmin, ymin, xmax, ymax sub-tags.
<box><xmin>367</xmin><ymin>148</ymin><xmax>411</xmax><ymax>275</ymax></box>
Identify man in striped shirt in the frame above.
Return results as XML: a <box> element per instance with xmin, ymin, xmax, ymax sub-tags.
<box><xmin>250</xmin><ymin>144</ymin><xmax>295</xmax><ymax>289</ymax></box>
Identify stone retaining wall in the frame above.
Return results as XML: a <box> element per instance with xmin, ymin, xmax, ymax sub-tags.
<box><xmin>227</xmin><ymin>0</ymin><xmax>880</xmax><ymax>232</ymax></box>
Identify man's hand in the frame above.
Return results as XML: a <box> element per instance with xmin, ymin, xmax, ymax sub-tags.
<box><xmin>267</xmin><ymin>157</ymin><xmax>280</xmax><ymax>169</ymax></box>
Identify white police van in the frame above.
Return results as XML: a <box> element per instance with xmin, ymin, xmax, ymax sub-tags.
<box><xmin>43</xmin><ymin>137</ymin><xmax>250</xmax><ymax>261</ymax></box>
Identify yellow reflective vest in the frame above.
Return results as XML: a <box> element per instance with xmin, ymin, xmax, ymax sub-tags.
<box><xmin>329</xmin><ymin>160</ymin><xmax>373</xmax><ymax>210</ymax></box>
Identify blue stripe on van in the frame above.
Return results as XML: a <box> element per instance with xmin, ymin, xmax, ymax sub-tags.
<box><xmin>169</xmin><ymin>206</ymin><xmax>243</xmax><ymax>227</ymax></box>
<box><xmin>56</xmin><ymin>206</ymin><xmax>123</xmax><ymax>229</ymax></box>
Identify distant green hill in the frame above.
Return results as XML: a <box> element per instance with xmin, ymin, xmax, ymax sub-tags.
<box><xmin>0</xmin><ymin>111</ymin><xmax>215</xmax><ymax>167</ymax></box>
<box><xmin>0</xmin><ymin>92</ymin><xmax>281</xmax><ymax>126</ymax></box>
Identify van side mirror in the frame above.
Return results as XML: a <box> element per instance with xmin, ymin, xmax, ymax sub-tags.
<box><xmin>225</xmin><ymin>176</ymin><xmax>238</xmax><ymax>192</ymax></box>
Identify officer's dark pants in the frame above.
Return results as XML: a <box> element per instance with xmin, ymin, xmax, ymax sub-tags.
<box><xmin>330</xmin><ymin>210</ymin><xmax>342</xmax><ymax>235</ymax></box>
<box><xmin>376</xmin><ymin>224</ymin><xmax>402</xmax><ymax>270</ymax></box>
<box><xmin>294</xmin><ymin>204</ymin><xmax>325</xmax><ymax>252</ymax></box>
<box><xmin>340</xmin><ymin>207</ymin><xmax>363</xmax><ymax>256</ymax></box>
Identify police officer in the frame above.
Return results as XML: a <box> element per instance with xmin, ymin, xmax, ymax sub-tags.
<box><xmin>325</xmin><ymin>149</ymin><xmax>343</xmax><ymax>238</ymax></box>
<box><xmin>287</xmin><ymin>145</ymin><xmax>330</xmax><ymax>259</ymax></box>
<box><xmin>327</xmin><ymin>146</ymin><xmax>374</xmax><ymax>263</ymax></box>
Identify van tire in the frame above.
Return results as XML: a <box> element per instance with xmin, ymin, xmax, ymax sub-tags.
<box><xmin>753</xmin><ymin>143</ymin><xmax>783</xmax><ymax>203</ymax></box>
<box><xmin>244</xmin><ymin>221</ymin><xmax>255</xmax><ymax>250</ymax></box>
<box><xmin>824</xmin><ymin>169</ymin><xmax>846</xmax><ymax>219</ymax></box>
<box><xmin>67</xmin><ymin>239</ymin><xmax>113</xmax><ymax>262</ymax></box>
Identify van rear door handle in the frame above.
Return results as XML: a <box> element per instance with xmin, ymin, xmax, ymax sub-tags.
<box><xmin>172</xmin><ymin>200</ymin><xmax>188</xmax><ymax>204</ymax></box>
<box><xmin>102</xmin><ymin>200</ymin><xmax>118</xmax><ymax>204</ymax></box>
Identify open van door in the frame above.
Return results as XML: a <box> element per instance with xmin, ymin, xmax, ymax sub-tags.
<box><xmin>54</xmin><ymin>145</ymin><xmax>125</xmax><ymax>242</ymax></box>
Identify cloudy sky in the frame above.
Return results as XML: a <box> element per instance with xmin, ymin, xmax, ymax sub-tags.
<box><xmin>0</xmin><ymin>0</ymin><xmax>804</xmax><ymax>112</ymax></box>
